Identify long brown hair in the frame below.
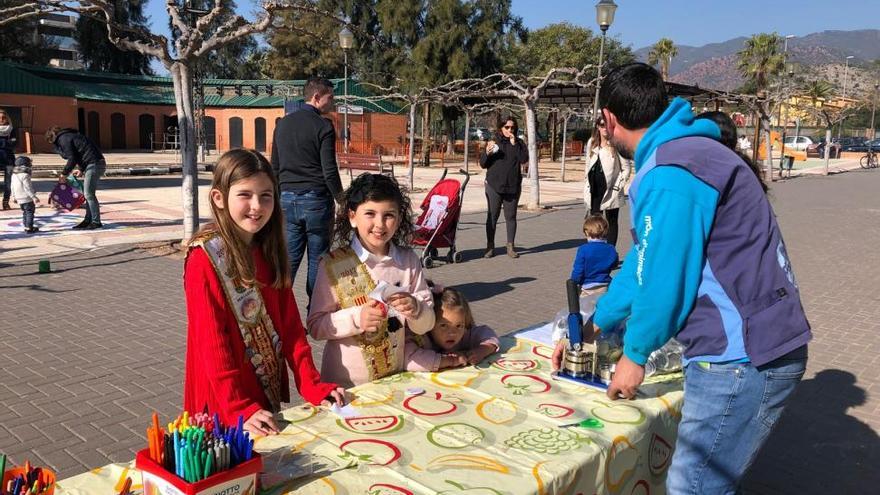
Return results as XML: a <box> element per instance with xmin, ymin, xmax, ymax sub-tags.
<box><xmin>433</xmin><ymin>287</ymin><xmax>474</xmax><ymax>330</ymax></box>
<box><xmin>190</xmin><ymin>149</ymin><xmax>291</xmax><ymax>289</ymax></box>
<box><xmin>330</xmin><ymin>173</ymin><xmax>414</xmax><ymax>249</ymax></box>
<box><xmin>589</xmin><ymin>119</ymin><xmax>605</xmax><ymax>151</ymax></box>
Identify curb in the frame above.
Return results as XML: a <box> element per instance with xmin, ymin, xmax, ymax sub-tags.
<box><xmin>32</xmin><ymin>164</ymin><xmax>214</xmax><ymax>178</ymax></box>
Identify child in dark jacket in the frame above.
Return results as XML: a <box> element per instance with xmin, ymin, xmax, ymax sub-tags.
<box><xmin>571</xmin><ymin>215</ymin><xmax>619</xmax><ymax>295</ymax></box>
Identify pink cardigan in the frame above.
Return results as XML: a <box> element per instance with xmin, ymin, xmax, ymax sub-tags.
<box><xmin>307</xmin><ymin>238</ymin><xmax>435</xmax><ymax>387</ymax></box>
<box><xmin>404</xmin><ymin>325</ymin><xmax>500</xmax><ymax>372</ymax></box>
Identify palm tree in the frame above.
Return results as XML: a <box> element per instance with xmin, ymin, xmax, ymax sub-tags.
<box><xmin>738</xmin><ymin>33</ymin><xmax>786</xmax><ymax>181</ymax></box>
<box><xmin>648</xmin><ymin>38</ymin><xmax>677</xmax><ymax>80</ymax></box>
<box><xmin>803</xmin><ymin>80</ymin><xmax>835</xmax><ymax>107</ymax></box>
<box><xmin>737</xmin><ymin>33</ymin><xmax>785</xmax><ymax>96</ymax></box>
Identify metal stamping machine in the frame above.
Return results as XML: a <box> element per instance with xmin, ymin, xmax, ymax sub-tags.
<box><xmin>551</xmin><ymin>279</ymin><xmax>611</xmax><ymax>389</ymax></box>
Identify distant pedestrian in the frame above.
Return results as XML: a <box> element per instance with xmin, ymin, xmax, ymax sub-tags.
<box><xmin>271</xmin><ymin>77</ymin><xmax>343</xmax><ymax>299</ymax></box>
<box><xmin>0</xmin><ymin>109</ymin><xmax>17</xmax><ymax>210</ymax></box>
<box><xmin>45</xmin><ymin>126</ymin><xmax>106</xmax><ymax>229</ymax></box>
<box><xmin>480</xmin><ymin>116</ymin><xmax>529</xmax><ymax>259</ymax></box>
<box><xmin>584</xmin><ymin>117</ymin><xmax>632</xmax><ymax>248</ymax></box>
<box><xmin>10</xmin><ymin>156</ymin><xmax>40</xmax><ymax>234</ymax></box>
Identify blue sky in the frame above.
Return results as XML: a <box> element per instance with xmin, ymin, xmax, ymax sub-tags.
<box><xmin>143</xmin><ymin>0</ymin><xmax>880</xmax><ymax>52</ymax></box>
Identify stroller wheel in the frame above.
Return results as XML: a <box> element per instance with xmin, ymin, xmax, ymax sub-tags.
<box><xmin>452</xmin><ymin>251</ymin><xmax>463</xmax><ymax>264</ymax></box>
<box><xmin>422</xmin><ymin>256</ymin><xmax>434</xmax><ymax>269</ymax></box>
<box><xmin>429</xmin><ymin>246</ymin><xmax>439</xmax><ymax>258</ymax></box>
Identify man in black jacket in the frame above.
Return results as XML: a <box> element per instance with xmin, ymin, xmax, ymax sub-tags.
<box><xmin>271</xmin><ymin>77</ymin><xmax>343</xmax><ymax>298</ymax></box>
<box><xmin>46</xmin><ymin>127</ymin><xmax>107</xmax><ymax>230</ymax></box>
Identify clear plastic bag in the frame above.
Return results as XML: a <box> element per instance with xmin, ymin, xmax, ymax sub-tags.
<box><xmin>644</xmin><ymin>339</ymin><xmax>684</xmax><ymax>377</ymax></box>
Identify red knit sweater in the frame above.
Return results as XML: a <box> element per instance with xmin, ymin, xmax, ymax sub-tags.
<box><xmin>183</xmin><ymin>246</ymin><xmax>336</xmax><ymax>425</ymax></box>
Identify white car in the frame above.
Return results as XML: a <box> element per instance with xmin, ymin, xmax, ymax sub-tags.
<box><xmin>783</xmin><ymin>136</ymin><xmax>814</xmax><ymax>151</ymax></box>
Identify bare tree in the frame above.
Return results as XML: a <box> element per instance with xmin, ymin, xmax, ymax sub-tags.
<box><xmin>433</xmin><ymin>67</ymin><xmax>597</xmax><ymax>209</ymax></box>
<box><xmin>0</xmin><ymin>0</ymin><xmax>339</xmax><ymax>241</ymax></box>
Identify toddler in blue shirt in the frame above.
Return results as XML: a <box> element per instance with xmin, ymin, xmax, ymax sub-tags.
<box><xmin>571</xmin><ymin>215</ymin><xmax>619</xmax><ymax>294</ymax></box>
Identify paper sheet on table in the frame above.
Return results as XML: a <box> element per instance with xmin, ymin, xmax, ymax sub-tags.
<box><xmin>368</xmin><ymin>280</ymin><xmax>408</xmax><ymax>318</ymax></box>
<box><xmin>330</xmin><ymin>403</ymin><xmax>362</xmax><ymax>418</ymax></box>
<box><xmin>511</xmin><ymin>321</ymin><xmax>555</xmax><ymax>346</ymax></box>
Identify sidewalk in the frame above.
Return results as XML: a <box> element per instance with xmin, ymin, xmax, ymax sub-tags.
<box><xmin>0</xmin><ymin>163</ymin><xmax>586</xmax><ymax>261</ymax></box>
<box><xmin>1</xmin><ymin>154</ymin><xmax>862</xmax><ymax>261</ymax></box>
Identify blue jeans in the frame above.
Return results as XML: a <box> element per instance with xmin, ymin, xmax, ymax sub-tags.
<box><xmin>82</xmin><ymin>160</ymin><xmax>106</xmax><ymax>224</ymax></box>
<box><xmin>281</xmin><ymin>190</ymin><xmax>335</xmax><ymax>298</ymax></box>
<box><xmin>666</xmin><ymin>347</ymin><xmax>807</xmax><ymax>494</ymax></box>
<box><xmin>20</xmin><ymin>201</ymin><xmax>35</xmax><ymax>228</ymax></box>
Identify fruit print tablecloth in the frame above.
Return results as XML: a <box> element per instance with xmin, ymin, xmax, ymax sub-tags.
<box><xmin>56</xmin><ymin>337</ymin><xmax>683</xmax><ymax>494</ymax></box>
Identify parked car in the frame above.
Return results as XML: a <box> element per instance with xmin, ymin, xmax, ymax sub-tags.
<box><xmin>840</xmin><ymin>138</ymin><xmax>880</xmax><ymax>153</ymax></box>
<box><xmin>782</xmin><ymin>135</ymin><xmax>815</xmax><ymax>151</ymax></box>
<box><xmin>836</xmin><ymin>137</ymin><xmax>868</xmax><ymax>151</ymax></box>
<box><xmin>806</xmin><ymin>138</ymin><xmax>840</xmax><ymax>158</ymax></box>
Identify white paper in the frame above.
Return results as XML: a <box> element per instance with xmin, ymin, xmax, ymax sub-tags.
<box><xmin>330</xmin><ymin>403</ymin><xmax>362</xmax><ymax>418</ymax></box>
<box><xmin>512</xmin><ymin>321</ymin><xmax>556</xmax><ymax>346</ymax></box>
<box><xmin>368</xmin><ymin>280</ymin><xmax>408</xmax><ymax>318</ymax></box>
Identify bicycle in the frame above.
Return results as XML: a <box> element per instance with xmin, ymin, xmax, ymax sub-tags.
<box><xmin>861</xmin><ymin>149</ymin><xmax>878</xmax><ymax>169</ymax></box>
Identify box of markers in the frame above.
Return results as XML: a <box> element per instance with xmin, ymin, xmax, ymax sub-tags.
<box><xmin>136</xmin><ymin>448</ymin><xmax>261</xmax><ymax>495</ymax></box>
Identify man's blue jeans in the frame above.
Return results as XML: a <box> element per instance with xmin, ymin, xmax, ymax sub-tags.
<box><xmin>83</xmin><ymin>160</ymin><xmax>106</xmax><ymax>224</ymax></box>
<box><xmin>666</xmin><ymin>347</ymin><xmax>807</xmax><ymax>494</ymax></box>
<box><xmin>281</xmin><ymin>190</ymin><xmax>335</xmax><ymax>299</ymax></box>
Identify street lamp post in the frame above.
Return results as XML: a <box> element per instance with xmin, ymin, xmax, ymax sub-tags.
<box><xmin>338</xmin><ymin>26</ymin><xmax>355</xmax><ymax>153</ymax></box>
<box><xmin>870</xmin><ymin>83</ymin><xmax>879</xmax><ymax>157</ymax></box>
<box><xmin>778</xmin><ymin>35</ymin><xmax>795</xmax><ymax>171</ymax></box>
<box><xmin>591</xmin><ymin>0</ymin><xmax>617</xmax><ymax>123</ymax></box>
<box><xmin>839</xmin><ymin>55</ymin><xmax>854</xmax><ymax>140</ymax></box>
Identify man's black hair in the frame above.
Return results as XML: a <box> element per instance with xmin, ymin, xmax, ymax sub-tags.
<box><xmin>304</xmin><ymin>77</ymin><xmax>334</xmax><ymax>102</ymax></box>
<box><xmin>598</xmin><ymin>63</ymin><xmax>668</xmax><ymax>130</ymax></box>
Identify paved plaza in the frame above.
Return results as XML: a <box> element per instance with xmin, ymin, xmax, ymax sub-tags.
<box><xmin>0</xmin><ymin>165</ymin><xmax>878</xmax><ymax>493</ymax></box>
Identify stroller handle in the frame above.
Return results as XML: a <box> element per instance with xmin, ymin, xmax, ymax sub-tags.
<box><xmin>458</xmin><ymin>169</ymin><xmax>471</xmax><ymax>189</ymax></box>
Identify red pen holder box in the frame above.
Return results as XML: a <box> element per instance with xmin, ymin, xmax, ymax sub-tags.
<box><xmin>135</xmin><ymin>449</ymin><xmax>262</xmax><ymax>495</ymax></box>
<box><xmin>2</xmin><ymin>467</ymin><xmax>56</xmax><ymax>495</ymax></box>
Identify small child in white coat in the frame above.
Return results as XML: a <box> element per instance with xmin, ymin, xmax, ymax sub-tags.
<box><xmin>11</xmin><ymin>156</ymin><xmax>39</xmax><ymax>233</ymax></box>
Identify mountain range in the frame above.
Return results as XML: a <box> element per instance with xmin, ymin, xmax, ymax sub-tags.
<box><xmin>634</xmin><ymin>29</ymin><xmax>880</xmax><ymax>92</ymax></box>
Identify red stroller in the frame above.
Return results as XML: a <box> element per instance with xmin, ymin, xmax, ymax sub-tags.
<box><xmin>413</xmin><ymin>169</ymin><xmax>471</xmax><ymax>268</ymax></box>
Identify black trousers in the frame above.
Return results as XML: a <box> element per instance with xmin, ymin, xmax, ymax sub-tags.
<box><xmin>2</xmin><ymin>164</ymin><xmax>10</xmax><ymax>205</ymax></box>
<box><xmin>587</xmin><ymin>207</ymin><xmax>620</xmax><ymax>247</ymax></box>
<box><xmin>485</xmin><ymin>184</ymin><xmax>520</xmax><ymax>246</ymax></box>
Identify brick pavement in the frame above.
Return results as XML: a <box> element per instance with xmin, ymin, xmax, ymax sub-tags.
<box><xmin>0</xmin><ymin>169</ymin><xmax>878</xmax><ymax>492</ymax></box>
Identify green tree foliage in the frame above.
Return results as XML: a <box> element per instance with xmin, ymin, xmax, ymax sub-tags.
<box><xmin>75</xmin><ymin>0</ymin><xmax>154</xmax><ymax>74</ymax></box>
<box><xmin>737</xmin><ymin>33</ymin><xmax>785</xmax><ymax>95</ymax></box>
<box><xmin>647</xmin><ymin>37</ymin><xmax>677</xmax><ymax>80</ymax></box>
<box><xmin>0</xmin><ymin>0</ymin><xmax>53</xmax><ymax>65</ymax></box>
<box><xmin>505</xmin><ymin>22</ymin><xmax>634</xmax><ymax>76</ymax></box>
<box><xmin>169</xmin><ymin>0</ymin><xmax>263</xmax><ymax>79</ymax></box>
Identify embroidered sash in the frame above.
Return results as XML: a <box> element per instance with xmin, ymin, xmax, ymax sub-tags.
<box><xmin>189</xmin><ymin>235</ymin><xmax>284</xmax><ymax>411</ymax></box>
<box><xmin>323</xmin><ymin>247</ymin><xmax>397</xmax><ymax>381</ymax></box>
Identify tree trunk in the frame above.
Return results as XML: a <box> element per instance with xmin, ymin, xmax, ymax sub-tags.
<box><xmin>524</xmin><ymin>99</ymin><xmax>540</xmax><ymax>209</ymax></box>
<box><xmin>408</xmin><ymin>102</ymin><xmax>416</xmax><ymax>190</ymax></box>
<box><xmin>823</xmin><ymin>127</ymin><xmax>832</xmax><ymax>176</ymax></box>
<box><xmin>549</xmin><ymin>110</ymin><xmax>558</xmax><ymax>162</ymax></box>
<box><xmin>463</xmin><ymin>111</ymin><xmax>471</xmax><ymax>174</ymax></box>
<box><xmin>421</xmin><ymin>102</ymin><xmax>431</xmax><ymax>168</ymax></box>
<box><xmin>760</xmin><ymin>106</ymin><xmax>774</xmax><ymax>182</ymax></box>
<box><xmin>445</xmin><ymin>117</ymin><xmax>455</xmax><ymax>156</ymax></box>
<box><xmin>171</xmin><ymin>62</ymin><xmax>199</xmax><ymax>242</ymax></box>
<box><xmin>560</xmin><ymin>114</ymin><xmax>569</xmax><ymax>183</ymax></box>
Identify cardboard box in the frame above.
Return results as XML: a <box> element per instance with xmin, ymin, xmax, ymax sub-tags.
<box><xmin>135</xmin><ymin>449</ymin><xmax>261</xmax><ymax>495</ymax></box>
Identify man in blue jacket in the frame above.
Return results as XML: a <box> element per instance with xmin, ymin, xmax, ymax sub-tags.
<box><xmin>553</xmin><ymin>63</ymin><xmax>811</xmax><ymax>493</ymax></box>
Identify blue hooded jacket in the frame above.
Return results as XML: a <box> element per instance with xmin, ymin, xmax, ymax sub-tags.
<box><xmin>593</xmin><ymin>98</ymin><xmax>728</xmax><ymax>365</ymax></box>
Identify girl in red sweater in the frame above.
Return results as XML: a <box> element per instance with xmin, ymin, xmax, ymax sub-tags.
<box><xmin>184</xmin><ymin>149</ymin><xmax>344</xmax><ymax>437</ymax></box>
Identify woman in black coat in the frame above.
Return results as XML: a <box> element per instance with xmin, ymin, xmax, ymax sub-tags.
<box><xmin>479</xmin><ymin>116</ymin><xmax>529</xmax><ymax>258</ymax></box>
<box><xmin>0</xmin><ymin>109</ymin><xmax>17</xmax><ymax>210</ymax></box>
